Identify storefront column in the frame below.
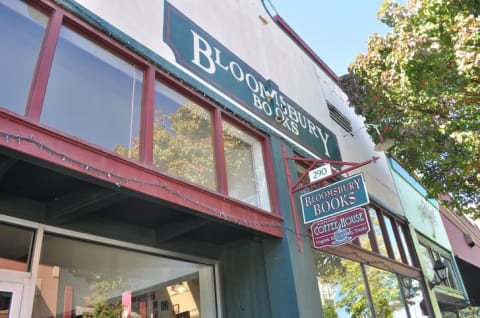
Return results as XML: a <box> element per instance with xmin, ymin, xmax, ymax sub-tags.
<box><xmin>262</xmin><ymin>136</ymin><xmax>323</xmax><ymax>318</ymax></box>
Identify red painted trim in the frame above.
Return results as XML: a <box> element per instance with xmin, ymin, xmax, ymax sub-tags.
<box><xmin>141</xmin><ymin>67</ymin><xmax>155</xmax><ymax>165</ymax></box>
<box><xmin>25</xmin><ymin>10</ymin><xmax>63</xmax><ymax>121</ymax></box>
<box><xmin>273</xmin><ymin>15</ymin><xmax>340</xmax><ymax>82</ymax></box>
<box><xmin>213</xmin><ymin>109</ymin><xmax>228</xmax><ymax>194</ymax></box>
<box><xmin>0</xmin><ymin>112</ymin><xmax>283</xmax><ymax>237</ymax></box>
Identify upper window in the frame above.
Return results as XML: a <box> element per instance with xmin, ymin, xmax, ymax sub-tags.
<box><xmin>40</xmin><ymin>24</ymin><xmax>143</xmax><ymax>159</ymax></box>
<box><xmin>0</xmin><ymin>0</ymin><xmax>48</xmax><ymax>115</ymax></box>
<box><xmin>418</xmin><ymin>242</ymin><xmax>460</xmax><ymax>290</ymax></box>
<box><xmin>152</xmin><ymin>81</ymin><xmax>272</xmax><ymax>211</ymax></box>
<box><xmin>223</xmin><ymin>121</ymin><xmax>270</xmax><ymax>210</ymax></box>
<box><xmin>152</xmin><ymin>82</ymin><xmax>216</xmax><ymax>190</ymax></box>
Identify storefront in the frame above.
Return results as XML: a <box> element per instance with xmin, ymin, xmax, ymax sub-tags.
<box><xmin>440</xmin><ymin>201</ymin><xmax>480</xmax><ymax>313</ymax></box>
<box><xmin>0</xmin><ymin>0</ymin><xmax>435</xmax><ymax>317</ymax></box>
<box><xmin>389</xmin><ymin>158</ymin><xmax>470</xmax><ymax>317</ymax></box>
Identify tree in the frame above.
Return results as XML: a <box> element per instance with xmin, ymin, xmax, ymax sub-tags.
<box><xmin>340</xmin><ymin>0</ymin><xmax>480</xmax><ymax>217</ymax></box>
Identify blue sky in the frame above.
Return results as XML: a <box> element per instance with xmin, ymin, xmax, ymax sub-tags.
<box><xmin>267</xmin><ymin>1</ymin><xmax>390</xmax><ymax>76</ymax></box>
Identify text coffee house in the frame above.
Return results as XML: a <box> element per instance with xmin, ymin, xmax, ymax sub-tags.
<box><xmin>0</xmin><ymin>0</ymin><xmax>433</xmax><ymax>317</ymax></box>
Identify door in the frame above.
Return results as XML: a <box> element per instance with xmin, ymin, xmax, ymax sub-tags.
<box><xmin>0</xmin><ymin>281</ymin><xmax>23</xmax><ymax>318</ymax></box>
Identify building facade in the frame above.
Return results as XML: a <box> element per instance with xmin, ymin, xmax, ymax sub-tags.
<box><xmin>389</xmin><ymin>158</ymin><xmax>470</xmax><ymax>317</ymax></box>
<box><xmin>0</xmin><ymin>0</ymin><xmax>437</xmax><ymax>317</ymax></box>
<box><xmin>439</xmin><ymin>197</ymin><xmax>480</xmax><ymax>313</ymax></box>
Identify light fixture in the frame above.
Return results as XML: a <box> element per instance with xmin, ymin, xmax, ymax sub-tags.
<box><xmin>373</xmin><ymin>133</ymin><xmax>396</xmax><ymax>152</ymax></box>
<box><xmin>366</xmin><ymin>124</ymin><xmax>396</xmax><ymax>152</ymax></box>
<box><xmin>429</xmin><ymin>259</ymin><xmax>448</xmax><ymax>288</ymax></box>
<box><xmin>343</xmin><ymin>123</ymin><xmax>395</xmax><ymax>151</ymax></box>
<box><xmin>172</xmin><ymin>282</ymin><xmax>187</xmax><ymax>294</ymax></box>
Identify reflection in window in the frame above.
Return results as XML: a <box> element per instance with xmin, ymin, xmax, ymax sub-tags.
<box><xmin>402</xmin><ymin>277</ymin><xmax>429</xmax><ymax>317</ymax></box>
<box><xmin>33</xmin><ymin>234</ymin><xmax>214</xmax><ymax>318</ymax></box>
<box><xmin>223</xmin><ymin>121</ymin><xmax>270</xmax><ymax>211</ymax></box>
<box><xmin>41</xmin><ymin>25</ymin><xmax>143</xmax><ymax>160</ymax></box>
<box><xmin>314</xmin><ymin>251</ymin><xmax>372</xmax><ymax>318</ymax></box>
<box><xmin>152</xmin><ymin>82</ymin><xmax>216</xmax><ymax>190</ymax></box>
<box><xmin>418</xmin><ymin>244</ymin><xmax>435</xmax><ymax>283</ymax></box>
<box><xmin>0</xmin><ymin>0</ymin><xmax>48</xmax><ymax>115</ymax></box>
<box><xmin>383</xmin><ymin>215</ymin><xmax>402</xmax><ymax>262</ymax></box>
<box><xmin>441</xmin><ymin>256</ymin><xmax>459</xmax><ymax>289</ymax></box>
<box><xmin>368</xmin><ymin>208</ymin><xmax>387</xmax><ymax>257</ymax></box>
<box><xmin>358</xmin><ymin>229</ymin><xmax>373</xmax><ymax>252</ymax></box>
<box><xmin>0</xmin><ymin>222</ymin><xmax>34</xmax><ymax>272</ymax></box>
<box><xmin>364</xmin><ymin>265</ymin><xmax>408</xmax><ymax>317</ymax></box>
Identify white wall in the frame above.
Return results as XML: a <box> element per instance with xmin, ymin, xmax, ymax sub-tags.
<box><xmin>74</xmin><ymin>0</ymin><xmax>403</xmax><ymax>215</ymax></box>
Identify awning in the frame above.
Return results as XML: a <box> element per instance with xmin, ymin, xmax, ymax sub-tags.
<box><xmin>456</xmin><ymin>257</ymin><xmax>480</xmax><ymax>306</ymax></box>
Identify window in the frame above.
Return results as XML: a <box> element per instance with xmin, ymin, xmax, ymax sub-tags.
<box><xmin>152</xmin><ymin>81</ymin><xmax>272</xmax><ymax>210</ymax></box>
<box><xmin>223</xmin><ymin>121</ymin><xmax>270</xmax><ymax>210</ymax></box>
<box><xmin>368</xmin><ymin>207</ymin><xmax>388</xmax><ymax>257</ymax></box>
<box><xmin>0</xmin><ymin>222</ymin><xmax>34</xmax><ymax>272</ymax></box>
<box><xmin>418</xmin><ymin>242</ymin><xmax>460</xmax><ymax>290</ymax></box>
<box><xmin>41</xmin><ymin>24</ymin><xmax>143</xmax><ymax>159</ymax></box>
<box><xmin>351</xmin><ymin>206</ymin><xmax>415</xmax><ymax>266</ymax></box>
<box><xmin>397</xmin><ymin>223</ymin><xmax>414</xmax><ymax>266</ymax></box>
<box><xmin>314</xmin><ymin>251</ymin><xmax>428</xmax><ymax>318</ymax></box>
<box><xmin>33</xmin><ymin>234</ymin><xmax>216</xmax><ymax>318</ymax></box>
<box><xmin>152</xmin><ymin>82</ymin><xmax>216</xmax><ymax>190</ymax></box>
<box><xmin>383</xmin><ymin>214</ymin><xmax>402</xmax><ymax>262</ymax></box>
<box><xmin>315</xmin><ymin>251</ymin><xmax>372</xmax><ymax>318</ymax></box>
<box><xmin>401</xmin><ymin>277</ymin><xmax>430</xmax><ymax>317</ymax></box>
<box><xmin>0</xmin><ymin>0</ymin><xmax>48</xmax><ymax>115</ymax></box>
<box><xmin>364</xmin><ymin>265</ymin><xmax>408</xmax><ymax>317</ymax></box>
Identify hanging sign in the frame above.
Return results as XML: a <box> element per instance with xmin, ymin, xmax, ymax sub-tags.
<box><xmin>301</xmin><ymin>173</ymin><xmax>369</xmax><ymax>224</ymax></box>
<box><xmin>310</xmin><ymin>207</ymin><xmax>370</xmax><ymax>248</ymax></box>
<box><xmin>309</xmin><ymin>164</ymin><xmax>332</xmax><ymax>183</ymax></box>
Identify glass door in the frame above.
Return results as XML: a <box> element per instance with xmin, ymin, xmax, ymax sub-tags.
<box><xmin>0</xmin><ymin>281</ymin><xmax>23</xmax><ymax>318</ymax></box>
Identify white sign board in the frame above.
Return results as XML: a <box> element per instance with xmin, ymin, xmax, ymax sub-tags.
<box><xmin>308</xmin><ymin>164</ymin><xmax>332</xmax><ymax>183</ymax></box>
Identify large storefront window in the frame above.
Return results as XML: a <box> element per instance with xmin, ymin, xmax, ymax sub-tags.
<box><xmin>33</xmin><ymin>234</ymin><xmax>216</xmax><ymax>318</ymax></box>
<box><xmin>315</xmin><ymin>251</ymin><xmax>372</xmax><ymax>317</ymax></box>
<box><xmin>153</xmin><ymin>82</ymin><xmax>216</xmax><ymax>190</ymax></box>
<box><xmin>402</xmin><ymin>277</ymin><xmax>429</xmax><ymax>317</ymax></box>
<box><xmin>315</xmin><ymin>251</ymin><xmax>429</xmax><ymax>318</ymax></box>
<box><xmin>364</xmin><ymin>265</ymin><xmax>408</xmax><ymax>317</ymax></box>
<box><xmin>0</xmin><ymin>0</ymin><xmax>48</xmax><ymax>115</ymax></box>
<box><xmin>41</xmin><ymin>25</ymin><xmax>143</xmax><ymax>159</ymax></box>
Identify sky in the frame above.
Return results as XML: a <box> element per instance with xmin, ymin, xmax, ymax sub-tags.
<box><xmin>267</xmin><ymin>1</ymin><xmax>390</xmax><ymax>76</ymax></box>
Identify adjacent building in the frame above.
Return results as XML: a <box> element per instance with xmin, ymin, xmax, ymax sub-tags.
<box><xmin>389</xmin><ymin>158</ymin><xmax>470</xmax><ymax>317</ymax></box>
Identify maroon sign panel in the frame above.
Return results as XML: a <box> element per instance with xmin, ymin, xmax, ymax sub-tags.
<box><xmin>310</xmin><ymin>208</ymin><xmax>370</xmax><ymax>248</ymax></box>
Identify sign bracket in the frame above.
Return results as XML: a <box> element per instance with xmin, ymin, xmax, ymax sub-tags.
<box><xmin>281</xmin><ymin>144</ymin><xmax>379</xmax><ymax>253</ymax></box>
